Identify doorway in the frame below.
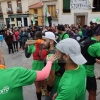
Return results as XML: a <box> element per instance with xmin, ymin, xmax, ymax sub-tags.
<box><xmin>76</xmin><ymin>16</ymin><xmax>85</xmax><ymax>26</ymax></box>
<box><xmin>24</xmin><ymin>18</ymin><xmax>28</xmax><ymax>26</ymax></box>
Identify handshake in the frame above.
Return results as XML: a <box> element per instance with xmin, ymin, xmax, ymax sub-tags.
<box><xmin>25</xmin><ymin>39</ymin><xmax>43</xmax><ymax>45</ymax></box>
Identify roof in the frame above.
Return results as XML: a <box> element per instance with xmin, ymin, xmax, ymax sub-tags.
<box><xmin>29</xmin><ymin>2</ymin><xmax>43</xmax><ymax>9</ymax></box>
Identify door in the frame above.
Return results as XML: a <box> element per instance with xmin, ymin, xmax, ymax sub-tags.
<box><xmin>76</xmin><ymin>16</ymin><xmax>85</xmax><ymax>26</ymax></box>
<box><xmin>24</xmin><ymin>18</ymin><xmax>28</xmax><ymax>27</ymax></box>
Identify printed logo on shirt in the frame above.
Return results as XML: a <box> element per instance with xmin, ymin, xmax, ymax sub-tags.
<box><xmin>0</xmin><ymin>86</ymin><xmax>9</xmax><ymax>95</ymax></box>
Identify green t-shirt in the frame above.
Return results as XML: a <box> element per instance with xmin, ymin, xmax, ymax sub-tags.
<box><xmin>56</xmin><ymin>65</ymin><xmax>86</xmax><ymax>100</ymax></box>
<box><xmin>78</xmin><ymin>30</ymin><xmax>83</xmax><ymax>38</ymax></box>
<box><xmin>59</xmin><ymin>32</ymin><xmax>69</xmax><ymax>41</ymax></box>
<box><xmin>48</xmin><ymin>54</ymin><xmax>62</xmax><ymax>92</ymax></box>
<box><xmin>28</xmin><ymin>45</ymin><xmax>36</xmax><ymax>54</ymax></box>
<box><xmin>0</xmin><ymin>67</ymin><xmax>36</xmax><ymax>100</ymax></box>
<box><xmin>84</xmin><ymin>37</ymin><xmax>100</xmax><ymax>77</ymax></box>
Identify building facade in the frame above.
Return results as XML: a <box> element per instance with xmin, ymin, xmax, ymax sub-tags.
<box><xmin>58</xmin><ymin>0</ymin><xmax>100</xmax><ymax>26</ymax></box>
<box><xmin>29</xmin><ymin>0</ymin><xmax>58</xmax><ymax>26</ymax></box>
<box><xmin>0</xmin><ymin>0</ymin><xmax>31</xmax><ymax>28</ymax></box>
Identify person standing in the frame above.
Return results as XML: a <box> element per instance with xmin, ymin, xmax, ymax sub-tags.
<box><xmin>42</xmin><ymin>32</ymin><xmax>65</xmax><ymax>100</ymax></box>
<box><xmin>15</xmin><ymin>29</ymin><xmax>19</xmax><ymax>51</ymax></box>
<box><xmin>25</xmin><ymin>31</ymin><xmax>48</xmax><ymax>100</ymax></box>
<box><xmin>0</xmin><ymin>29</ymin><xmax>5</xmax><ymax>46</ymax></box>
<box><xmin>5</xmin><ymin>29</ymin><xmax>14</xmax><ymax>54</ymax></box>
<box><xmin>20</xmin><ymin>28</ymin><xmax>28</xmax><ymax>52</ymax></box>
<box><xmin>56</xmin><ymin>25</ymin><xmax>69</xmax><ymax>42</ymax></box>
<box><xmin>0</xmin><ymin>50</ymin><xmax>56</xmax><ymax>100</ymax></box>
<box><xmin>53</xmin><ymin>38</ymin><xmax>87</xmax><ymax>100</ymax></box>
<box><xmin>82</xmin><ymin>24</ymin><xmax>100</xmax><ymax>100</ymax></box>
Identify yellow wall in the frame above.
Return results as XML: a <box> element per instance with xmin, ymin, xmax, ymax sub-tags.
<box><xmin>38</xmin><ymin>8</ymin><xmax>43</xmax><ymax>26</ymax></box>
<box><xmin>29</xmin><ymin>9</ymin><xmax>34</xmax><ymax>20</ymax></box>
<box><xmin>29</xmin><ymin>7</ymin><xmax>43</xmax><ymax>26</ymax></box>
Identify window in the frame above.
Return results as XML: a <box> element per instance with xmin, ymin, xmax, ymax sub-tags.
<box><xmin>34</xmin><ymin>9</ymin><xmax>37</xmax><ymax>14</ymax></box>
<box><xmin>17</xmin><ymin>0</ymin><xmax>22</xmax><ymax>11</ymax></box>
<box><xmin>92</xmin><ymin>0</ymin><xmax>100</xmax><ymax>12</ymax></box>
<box><xmin>63</xmin><ymin>0</ymin><xmax>70</xmax><ymax>13</ymax></box>
<box><xmin>0</xmin><ymin>3</ymin><xmax>2</xmax><ymax>13</ymax></box>
<box><xmin>48</xmin><ymin>5</ymin><xmax>56</xmax><ymax>17</ymax></box>
<box><xmin>7</xmin><ymin>1</ymin><xmax>12</xmax><ymax>11</ymax></box>
<box><xmin>11</xmin><ymin>18</ymin><xmax>14</xmax><ymax>21</ymax></box>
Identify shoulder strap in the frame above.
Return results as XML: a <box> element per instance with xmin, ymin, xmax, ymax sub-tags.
<box><xmin>38</xmin><ymin>44</ymin><xmax>42</xmax><ymax>60</ymax></box>
<box><xmin>61</xmin><ymin>33</ymin><xmax>66</xmax><ymax>40</ymax></box>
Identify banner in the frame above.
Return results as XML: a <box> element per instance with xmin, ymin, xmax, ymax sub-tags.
<box><xmin>70</xmin><ymin>0</ymin><xmax>94</xmax><ymax>9</ymax></box>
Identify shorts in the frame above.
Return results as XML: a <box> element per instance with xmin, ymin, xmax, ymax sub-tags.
<box><xmin>86</xmin><ymin>76</ymin><xmax>97</xmax><ymax>91</ymax></box>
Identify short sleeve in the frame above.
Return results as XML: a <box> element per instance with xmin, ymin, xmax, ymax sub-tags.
<box><xmin>28</xmin><ymin>45</ymin><xmax>36</xmax><ymax>53</ymax></box>
<box><xmin>56</xmin><ymin>86</ymin><xmax>75</xmax><ymax>100</ymax></box>
<box><xmin>64</xmin><ymin>34</ymin><xmax>69</xmax><ymax>39</ymax></box>
<box><xmin>88</xmin><ymin>43</ymin><xmax>100</xmax><ymax>57</ymax></box>
<box><xmin>18</xmin><ymin>67</ymin><xmax>37</xmax><ymax>86</ymax></box>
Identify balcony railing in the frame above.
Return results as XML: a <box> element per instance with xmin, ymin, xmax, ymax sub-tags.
<box><xmin>7</xmin><ymin>8</ymin><xmax>13</xmax><ymax>14</ymax></box>
<box><xmin>16</xmin><ymin>7</ymin><xmax>22</xmax><ymax>13</ymax></box>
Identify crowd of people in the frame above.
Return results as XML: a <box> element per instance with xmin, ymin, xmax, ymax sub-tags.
<box><xmin>0</xmin><ymin>20</ymin><xmax>100</xmax><ymax>100</ymax></box>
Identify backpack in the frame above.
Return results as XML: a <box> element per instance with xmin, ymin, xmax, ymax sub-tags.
<box><xmin>80</xmin><ymin>37</ymin><xmax>98</xmax><ymax>65</ymax></box>
<box><xmin>25</xmin><ymin>44</ymin><xmax>48</xmax><ymax>60</ymax></box>
<box><xmin>44</xmin><ymin>49</ymin><xmax>65</xmax><ymax>76</ymax></box>
<box><xmin>33</xmin><ymin>44</ymin><xmax>48</xmax><ymax>60</ymax></box>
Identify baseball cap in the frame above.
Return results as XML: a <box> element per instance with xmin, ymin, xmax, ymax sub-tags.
<box><xmin>43</xmin><ymin>32</ymin><xmax>57</xmax><ymax>43</ymax></box>
<box><xmin>57</xmin><ymin>25</ymin><xmax>65</xmax><ymax>31</ymax></box>
<box><xmin>56</xmin><ymin>38</ymin><xmax>87</xmax><ymax>65</ymax></box>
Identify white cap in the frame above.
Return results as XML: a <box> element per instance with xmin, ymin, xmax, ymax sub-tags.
<box><xmin>92</xmin><ymin>19</ymin><xmax>96</xmax><ymax>23</ymax></box>
<box><xmin>56</xmin><ymin>38</ymin><xmax>87</xmax><ymax>65</ymax></box>
<box><xmin>43</xmin><ymin>32</ymin><xmax>57</xmax><ymax>43</ymax></box>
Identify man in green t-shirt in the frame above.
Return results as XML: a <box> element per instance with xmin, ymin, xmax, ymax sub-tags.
<box><xmin>0</xmin><ymin>50</ymin><xmax>56</xmax><ymax>100</ymax></box>
<box><xmin>53</xmin><ymin>38</ymin><xmax>87</xmax><ymax>100</ymax></box>
<box><xmin>83</xmin><ymin>25</ymin><xmax>100</xmax><ymax>100</ymax></box>
<box><xmin>42</xmin><ymin>32</ymin><xmax>64</xmax><ymax>100</ymax></box>
<box><xmin>56</xmin><ymin>25</ymin><xmax>69</xmax><ymax>42</ymax></box>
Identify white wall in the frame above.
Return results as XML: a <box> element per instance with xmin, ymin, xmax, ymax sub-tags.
<box><xmin>21</xmin><ymin>0</ymin><xmax>29</xmax><ymax>13</ymax></box>
<box><xmin>11</xmin><ymin>0</ymin><xmax>17</xmax><ymax>13</ymax></box>
<box><xmin>58</xmin><ymin>0</ymin><xmax>100</xmax><ymax>25</ymax></box>
<box><xmin>1</xmin><ymin>1</ymin><xmax>8</xmax><ymax>24</ymax></box>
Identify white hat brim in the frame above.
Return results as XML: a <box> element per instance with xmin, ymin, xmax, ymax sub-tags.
<box><xmin>42</xmin><ymin>36</ymin><xmax>57</xmax><ymax>43</ymax></box>
<box><xmin>70</xmin><ymin>54</ymin><xmax>87</xmax><ymax>65</ymax></box>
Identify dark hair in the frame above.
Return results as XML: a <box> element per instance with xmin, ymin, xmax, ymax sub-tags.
<box><xmin>57</xmin><ymin>25</ymin><xmax>65</xmax><ymax>31</ymax></box>
<box><xmin>33</xmin><ymin>26</ymin><xmax>37</xmax><ymax>29</ymax></box>
<box><xmin>35</xmin><ymin>31</ymin><xmax>42</xmax><ymax>40</ymax></box>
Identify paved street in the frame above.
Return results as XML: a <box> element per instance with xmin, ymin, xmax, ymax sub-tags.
<box><xmin>0</xmin><ymin>42</ymin><xmax>100</xmax><ymax>100</ymax></box>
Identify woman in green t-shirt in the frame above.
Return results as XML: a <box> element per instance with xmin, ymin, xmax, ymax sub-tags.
<box><xmin>25</xmin><ymin>31</ymin><xmax>48</xmax><ymax>100</ymax></box>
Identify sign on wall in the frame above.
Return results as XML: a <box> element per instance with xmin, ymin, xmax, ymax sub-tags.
<box><xmin>18</xmin><ymin>21</ymin><xmax>21</xmax><ymax>27</ymax></box>
<box><xmin>70</xmin><ymin>0</ymin><xmax>94</xmax><ymax>9</ymax></box>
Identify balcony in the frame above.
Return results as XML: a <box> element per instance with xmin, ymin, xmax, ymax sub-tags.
<box><xmin>7</xmin><ymin>8</ymin><xmax>13</xmax><ymax>14</ymax></box>
<box><xmin>16</xmin><ymin>7</ymin><xmax>22</xmax><ymax>13</ymax></box>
